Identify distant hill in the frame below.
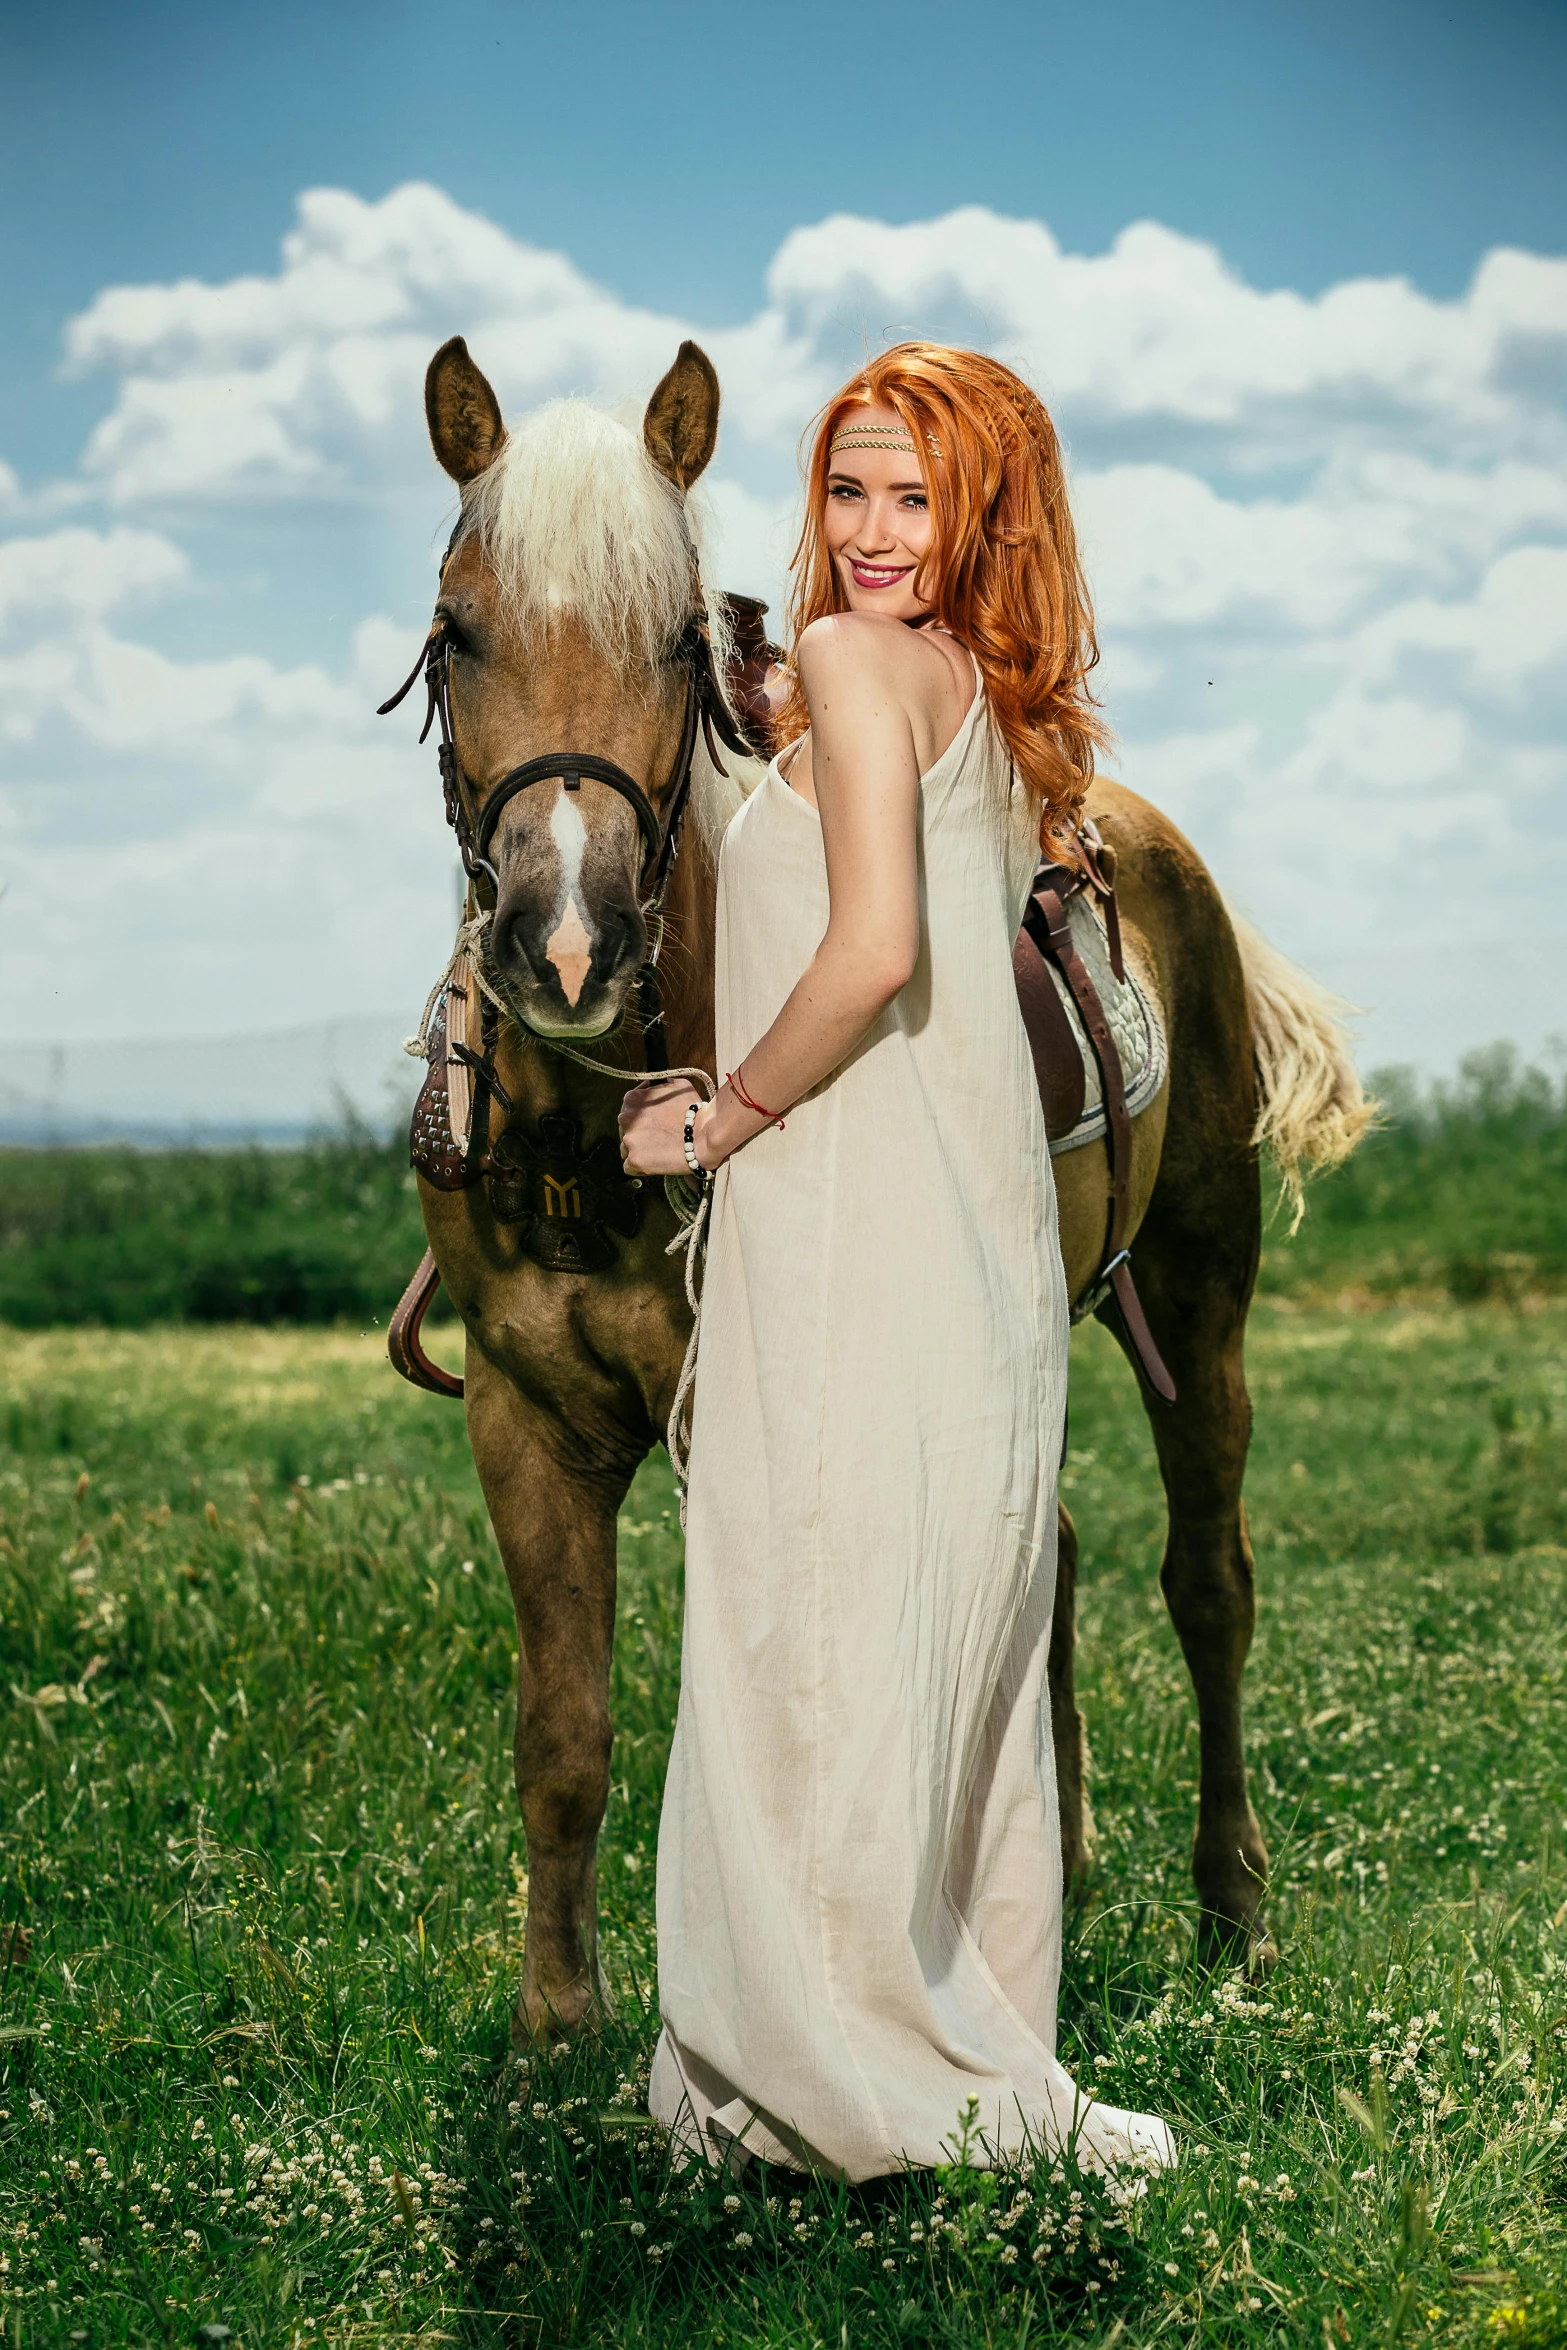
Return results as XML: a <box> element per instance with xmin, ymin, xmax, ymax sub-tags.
<box><xmin>0</xmin><ymin>1016</ymin><xmax>420</xmax><ymax>1146</ymax></box>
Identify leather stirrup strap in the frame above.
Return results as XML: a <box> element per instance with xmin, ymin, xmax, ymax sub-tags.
<box><xmin>1028</xmin><ymin>878</ymin><xmax>1132</xmax><ymax>1260</ymax></box>
<box><xmin>388</xmin><ymin>1248</ymin><xmax>464</xmax><ymax>1400</ymax></box>
<box><xmin>1025</xmin><ymin>869</ymin><xmax>1177</xmax><ymax>1405</ymax></box>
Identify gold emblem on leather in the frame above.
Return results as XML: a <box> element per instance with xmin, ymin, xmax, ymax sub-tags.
<box><xmin>486</xmin><ymin>1113</ymin><xmax>644</xmax><ymax>1273</ymax></box>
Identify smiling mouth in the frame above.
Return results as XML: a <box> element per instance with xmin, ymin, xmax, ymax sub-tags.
<box><xmin>848</xmin><ymin>561</ymin><xmax>914</xmax><ymax>590</ymax></box>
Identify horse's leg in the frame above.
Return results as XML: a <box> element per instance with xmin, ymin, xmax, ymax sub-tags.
<box><xmin>1048</xmin><ymin>1503</ymin><xmax>1091</xmax><ymax>1884</ymax></box>
<box><xmin>464</xmin><ymin>1352</ymin><xmax>637</xmax><ymax>2040</ymax></box>
<box><xmin>1121</xmin><ymin>1153</ymin><xmax>1275</xmax><ymax>1967</ymax></box>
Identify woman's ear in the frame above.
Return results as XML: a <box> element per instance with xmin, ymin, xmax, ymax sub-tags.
<box><xmin>426</xmin><ymin>337</ymin><xmax>506</xmax><ymax>484</ymax></box>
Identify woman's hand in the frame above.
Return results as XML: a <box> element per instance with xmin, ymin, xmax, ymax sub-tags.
<box><xmin>618</xmin><ymin>1079</ymin><xmax>717</xmax><ymax>1176</ymax></box>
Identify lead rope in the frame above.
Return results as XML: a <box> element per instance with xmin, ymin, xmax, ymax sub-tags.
<box><xmin>406</xmin><ymin>908</ymin><xmax>715</xmax><ymax>1522</ymax></box>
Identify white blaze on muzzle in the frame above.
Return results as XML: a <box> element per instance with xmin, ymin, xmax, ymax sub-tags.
<box><xmin>545</xmin><ymin>781</ymin><xmax>595</xmax><ymax>1007</ymax></box>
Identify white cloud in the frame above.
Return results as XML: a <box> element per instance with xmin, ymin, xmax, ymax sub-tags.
<box><xmin>0</xmin><ymin>526</ymin><xmax>187</xmax><ymax>629</ymax></box>
<box><xmin>3</xmin><ymin>185</ymin><xmax>1565</xmax><ymax>1068</ymax></box>
<box><xmin>1078</xmin><ymin>456</ymin><xmax>1567</xmax><ymax>635</ymax></box>
<box><xmin>59</xmin><ymin>189</ymin><xmax>1567</xmax><ymax>512</ymax></box>
<box><xmin>1352</xmin><ymin>544</ymin><xmax>1567</xmax><ymax>696</ymax></box>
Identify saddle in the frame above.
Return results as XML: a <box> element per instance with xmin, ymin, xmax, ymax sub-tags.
<box><xmin>389</xmin><ymin>604</ymin><xmax>1174</xmax><ymax>1405</ymax></box>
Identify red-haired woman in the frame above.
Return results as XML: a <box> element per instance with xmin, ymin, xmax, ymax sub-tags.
<box><xmin>620</xmin><ymin>344</ymin><xmax>1174</xmax><ymax>2181</ymax></box>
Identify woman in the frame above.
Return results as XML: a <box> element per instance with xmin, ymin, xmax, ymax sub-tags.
<box><xmin>618</xmin><ymin>343</ymin><xmax>1174</xmax><ymax>2182</ymax></box>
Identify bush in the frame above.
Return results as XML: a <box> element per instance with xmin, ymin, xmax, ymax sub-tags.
<box><xmin>1261</xmin><ymin>1040</ymin><xmax>1567</xmax><ymax>1300</ymax></box>
<box><xmin>3</xmin><ymin>1041</ymin><xmax>1563</xmax><ymax>1327</ymax></box>
<box><xmin>0</xmin><ymin>1119</ymin><xmax>428</xmax><ymax>1329</ymax></box>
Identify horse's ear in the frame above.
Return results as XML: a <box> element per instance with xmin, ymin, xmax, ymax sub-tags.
<box><xmin>644</xmin><ymin>341</ymin><xmax>720</xmax><ymax>492</ymax></box>
<box><xmin>425</xmin><ymin>337</ymin><xmax>506</xmax><ymax>484</ymax></box>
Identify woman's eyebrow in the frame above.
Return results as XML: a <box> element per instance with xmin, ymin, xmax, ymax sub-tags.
<box><xmin>826</xmin><ymin>469</ymin><xmax>927</xmax><ymax>491</ymax></box>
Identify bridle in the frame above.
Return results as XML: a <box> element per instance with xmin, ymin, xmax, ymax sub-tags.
<box><xmin>378</xmin><ymin>542</ymin><xmax>757</xmax><ymax>1069</ymax></box>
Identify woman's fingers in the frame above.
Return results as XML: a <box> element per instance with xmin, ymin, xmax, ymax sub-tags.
<box><xmin>619</xmin><ymin>1084</ymin><xmax>700</xmax><ymax>1177</ymax></box>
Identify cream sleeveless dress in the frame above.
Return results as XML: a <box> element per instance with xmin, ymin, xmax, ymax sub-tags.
<box><xmin>649</xmin><ymin>666</ymin><xmax>1175</xmax><ymax>2182</ymax></box>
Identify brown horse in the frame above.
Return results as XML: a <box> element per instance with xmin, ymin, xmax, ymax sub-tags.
<box><xmin>396</xmin><ymin>335</ymin><xmax>1367</xmax><ymax>2041</ymax></box>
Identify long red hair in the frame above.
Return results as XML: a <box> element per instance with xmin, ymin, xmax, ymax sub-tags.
<box><xmin>778</xmin><ymin>342</ymin><xmax>1107</xmax><ymax>848</ymax></box>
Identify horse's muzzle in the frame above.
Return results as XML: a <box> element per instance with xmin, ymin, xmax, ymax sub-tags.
<box><xmin>488</xmin><ymin>890</ymin><xmax>646</xmax><ymax>1040</ymax></box>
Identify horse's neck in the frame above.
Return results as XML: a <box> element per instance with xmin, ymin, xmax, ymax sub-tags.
<box><xmin>655</xmin><ymin>818</ymin><xmax>719</xmax><ymax>1078</ymax></box>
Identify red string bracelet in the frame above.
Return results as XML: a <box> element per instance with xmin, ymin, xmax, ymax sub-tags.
<box><xmin>727</xmin><ymin>1063</ymin><xmax>786</xmax><ymax>1129</ymax></box>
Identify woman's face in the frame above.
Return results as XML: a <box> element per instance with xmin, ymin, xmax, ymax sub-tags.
<box><xmin>823</xmin><ymin>406</ymin><xmax>933</xmax><ymax>621</ymax></box>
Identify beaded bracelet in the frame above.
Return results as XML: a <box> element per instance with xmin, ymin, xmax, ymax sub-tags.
<box><xmin>727</xmin><ymin>1063</ymin><xmax>787</xmax><ymax>1129</ymax></box>
<box><xmin>682</xmin><ymin>1098</ymin><xmax>706</xmax><ymax>1176</ymax></box>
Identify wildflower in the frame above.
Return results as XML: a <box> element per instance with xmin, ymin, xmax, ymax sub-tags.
<box><xmin>629</xmin><ymin>2222</ymin><xmax>645</xmax><ymax>2237</ymax></box>
<box><xmin>1164</xmin><ymin>2261</ymin><xmax>1179</xmax><ymax>2275</ymax></box>
<box><xmin>723</xmin><ymin>2194</ymin><xmax>741</xmax><ymax>2213</ymax></box>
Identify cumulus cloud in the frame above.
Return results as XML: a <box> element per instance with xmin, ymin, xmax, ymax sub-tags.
<box><xmin>0</xmin><ymin>526</ymin><xmax>187</xmax><ymax>632</ymax></box>
<box><xmin>3</xmin><ymin>184</ymin><xmax>1565</xmax><ymax>1064</ymax></box>
<box><xmin>56</xmin><ymin>188</ymin><xmax>1567</xmax><ymax>512</ymax></box>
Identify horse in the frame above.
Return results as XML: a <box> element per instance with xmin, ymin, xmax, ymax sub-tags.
<box><xmin>390</xmin><ymin>334</ymin><xmax>1368</xmax><ymax>2041</ymax></box>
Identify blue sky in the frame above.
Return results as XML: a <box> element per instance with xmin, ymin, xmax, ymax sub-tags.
<box><xmin>1</xmin><ymin>0</ymin><xmax>1564</xmax><ymax>1088</ymax></box>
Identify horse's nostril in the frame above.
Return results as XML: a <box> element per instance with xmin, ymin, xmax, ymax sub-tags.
<box><xmin>490</xmin><ymin>894</ymin><xmax>646</xmax><ymax>1011</ymax></box>
<box><xmin>492</xmin><ymin>908</ymin><xmax>545</xmax><ymax>983</ymax></box>
<box><xmin>594</xmin><ymin>901</ymin><xmax>646</xmax><ymax>974</ymax></box>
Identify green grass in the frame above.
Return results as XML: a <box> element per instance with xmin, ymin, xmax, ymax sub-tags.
<box><xmin>2</xmin><ymin>1297</ymin><xmax>1565</xmax><ymax>2347</ymax></box>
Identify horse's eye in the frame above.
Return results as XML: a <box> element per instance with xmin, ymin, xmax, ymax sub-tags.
<box><xmin>437</xmin><ymin>610</ymin><xmax>478</xmax><ymax>658</ymax></box>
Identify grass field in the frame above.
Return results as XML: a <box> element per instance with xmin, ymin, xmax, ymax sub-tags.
<box><xmin>2</xmin><ymin>1280</ymin><xmax>1565</xmax><ymax>2348</ymax></box>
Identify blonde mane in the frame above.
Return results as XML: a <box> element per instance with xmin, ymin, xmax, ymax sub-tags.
<box><xmin>453</xmin><ymin>400</ymin><xmax>758</xmax><ymax>853</ymax></box>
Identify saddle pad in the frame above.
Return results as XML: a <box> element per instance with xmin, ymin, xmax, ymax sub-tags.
<box><xmin>1046</xmin><ymin>893</ymin><xmax>1168</xmax><ymax>1159</ymax></box>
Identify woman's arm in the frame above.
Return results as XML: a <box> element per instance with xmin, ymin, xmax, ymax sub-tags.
<box><xmin>620</xmin><ymin>614</ymin><xmax>932</xmax><ymax>1174</ymax></box>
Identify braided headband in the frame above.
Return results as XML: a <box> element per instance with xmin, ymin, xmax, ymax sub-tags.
<box><xmin>829</xmin><ymin>423</ymin><xmax>941</xmax><ymax>459</ymax></box>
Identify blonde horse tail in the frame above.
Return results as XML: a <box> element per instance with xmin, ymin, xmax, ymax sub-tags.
<box><xmin>1229</xmin><ymin>908</ymin><xmax>1376</xmax><ymax>1232</ymax></box>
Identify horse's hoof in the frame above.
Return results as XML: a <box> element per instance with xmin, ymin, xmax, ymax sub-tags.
<box><xmin>510</xmin><ymin>1978</ymin><xmax>600</xmax><ymax>2048</ymax></box>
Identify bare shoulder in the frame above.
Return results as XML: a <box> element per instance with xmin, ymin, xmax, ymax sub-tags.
<box><xmin>797</xmin><ymin>610</ymin><xmax>910</xmax><ymax>672</ymax></box>
<box><xmin>796</xmin><ymin>612</ymin><xmax>957</xmax><ymax>714</ymax></box>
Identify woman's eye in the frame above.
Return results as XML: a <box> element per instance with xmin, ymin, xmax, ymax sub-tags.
<box><xmin>901</xmin><ymin>494</ymin><xmax>928</xmax><ymax>513</ymax></box>
<box><xmin>828</xmin><ymin>482</ymin><xmax>864</xmax><ymax>501</ymax></box>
